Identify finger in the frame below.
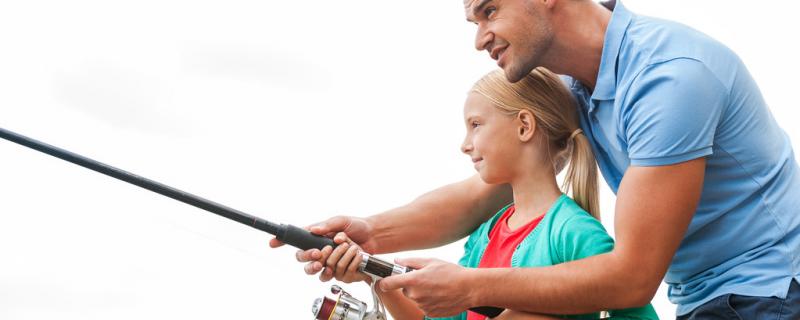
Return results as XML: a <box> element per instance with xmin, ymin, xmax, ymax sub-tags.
<box><xmin>335</xmin><ymin>245</ymin><xmax>359</xmax><ymax>278</ymax></box>
<box><xmin>304</xmin><ymin>261</ymin><xmax>323</xmax><ymax>275</ymax></box>
<box><xmin>378</xmin><ymin>272</ymin><xmax>415</xmax><ymax>292</ymax></box>
<box><xmin>394</xmin><ymin>257</ymin><xmax>434</xmax><ymax>269</ymax></box>
<box><xmin>268</xmin><ymin>237</ymin><xmax>285</xmax><ymax>248</ymax></box>
<box><xmin>347</xmin><ymin>249</ymin><xmax>363</xmax><ymax>275</ymax></box>
<box><xmin>325</xmin><ymin>243</ymin><xmax>350</xmax><ymax>270</ymax></box>
<box><xmin>319</xmin><ymin>266</ymin><xmax>334</xmax><ymax>282</ymax></box>
<box><xmin>318</xmin><ymin>245</ymin><xmax>334</xmax><ymax>264</ymax></box>
<box><xmin>296</xmin><ymin>249</ymin><xmax>321</xmax><ymax>262</ymax></box>
<box><xmin>333</xmin><ymin>232</ymin><xmax>349</xmax><ymax>244</ymax></box>
<box><xmin>308</xmin><ymin>216</ymin><xmax>350</xmax><ymax>236</ymax></box>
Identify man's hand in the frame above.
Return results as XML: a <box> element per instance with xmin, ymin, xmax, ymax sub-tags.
<box><xmin>268</xmin><ymin>216</ymin><xmax>376</xmax><ymax>281</ymax></box>
<box><xmin>379</xmin><ymin>257</ymin><xmax>476</xmax><ymax>318</ymax></box>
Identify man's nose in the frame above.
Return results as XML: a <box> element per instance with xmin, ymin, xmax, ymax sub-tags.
<box><xmin>474</xmin><ymin>26</ymin><xmax>492</xmax><ymax>52</ymax></box>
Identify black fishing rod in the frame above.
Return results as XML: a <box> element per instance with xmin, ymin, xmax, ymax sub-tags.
<box><xmin>0</xmin><ymin>127</ymin><xmax>503</xmax><ymax>318</ymax></box>
<box><xmin>0</xmin><ymin>127</ymin><xmax>332</xmax><ymax>250</ymax></box>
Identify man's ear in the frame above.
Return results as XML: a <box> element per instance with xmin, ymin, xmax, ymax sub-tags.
<box><xmin>517</xmin><ymin>110</ymin><xmax>536</xmax><ymax>142</ymax></box>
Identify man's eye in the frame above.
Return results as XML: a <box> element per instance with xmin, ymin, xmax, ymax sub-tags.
<box><xmin>484</xmin><ymin>7</ymin><xmax>496</xmax><ymax>18</ymax></box>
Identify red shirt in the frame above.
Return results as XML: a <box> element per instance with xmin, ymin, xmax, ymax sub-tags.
<box><xmin>466</xmin><ymin>205</ymin><xmax>544</xmax><ymax>320</ymax></box>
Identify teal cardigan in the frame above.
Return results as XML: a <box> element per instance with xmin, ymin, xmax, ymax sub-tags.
<box><xmin>427</xmin><ymin>195</ymin><xmax>658</xmax><ymax>320</ymax></box>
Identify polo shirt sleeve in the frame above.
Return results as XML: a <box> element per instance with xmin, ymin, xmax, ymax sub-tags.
<box><xmin>622</xmin><ymin>58</ymin><xmax>727</xmax><ymax>166</ymax></box>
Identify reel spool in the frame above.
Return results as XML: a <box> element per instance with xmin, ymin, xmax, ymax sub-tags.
<box><xmin>312</xmin><ymin>284</ymin><xmax>386</xmax><ymax>320</ymax></box>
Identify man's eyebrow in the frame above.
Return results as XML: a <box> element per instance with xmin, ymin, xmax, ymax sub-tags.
<box><xmin>473</xmin><ymin>0</ymin><xmax>493</xmax><ymax>17</ymax></box>
<box><xmin>466</xmin><ymin>0</ymin><xmax>493</xmax><ymax>22</ymax></box>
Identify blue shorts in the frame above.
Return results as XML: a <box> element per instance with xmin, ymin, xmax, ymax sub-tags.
<box><xmin>676</xmin><ymin>279</ymin><xmax>800</xmax><ymax>320</ymax></box>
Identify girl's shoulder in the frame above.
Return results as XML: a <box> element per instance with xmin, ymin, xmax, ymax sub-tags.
<box><xmin>546</xmin><ymin>195</ymin><xmax>607</xmax><ymax>234</ymax></box>
<box><xmin>545</xmin><ymin>194</ymin><xmax>615</xmax><ymax>263</ymax></box>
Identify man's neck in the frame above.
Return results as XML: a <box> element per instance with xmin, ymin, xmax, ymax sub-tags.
<box><xmin>541</xmin><ymin>1</ymin><xmax>612</xmax><ymax>91</ymax></box>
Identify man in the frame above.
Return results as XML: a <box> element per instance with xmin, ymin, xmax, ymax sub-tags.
<box><xmin>272</xmin><ymin>0</ymin><xmax>800</xmax><ymax>318</ymax></box>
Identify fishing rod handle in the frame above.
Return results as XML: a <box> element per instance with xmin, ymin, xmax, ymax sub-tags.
<box><xmin>357</xmin><ymin>252</ymin><xmax>505</xmax><ymax>318</ymax></box>
<box><xmin>278</xmin><ymin>225</ymin><xmax>505</xmax><ymax>317</ymax></box>
<box><xmin>276</xmin><ymin>224</ymin><xmax>336</xmax><ymax>251</ymax></box>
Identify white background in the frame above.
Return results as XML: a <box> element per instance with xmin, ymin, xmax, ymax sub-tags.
<box><xmin>1</xmin><ymin>1</ymin><xmax>798</xmax><ymax>319</ymax></box>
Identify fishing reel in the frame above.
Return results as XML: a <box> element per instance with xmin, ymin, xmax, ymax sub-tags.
<box><xmin>311</xmin><ymin>283</ymin><xmax>386</xmax><ymax>320</ymax></box>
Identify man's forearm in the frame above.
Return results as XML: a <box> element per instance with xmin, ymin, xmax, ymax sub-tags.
<box><xmin>379</xmin><ymin>161</ymin><xmax>702</xmax><ymax>317</ymax></box>
<box><xmin>466</xmin><ymin>161</ymin><xmax>703</xmax><ymax>314</ymax></box>
<box><xmin>367</xmin><ymin>174</ymin><xmax>512</xmax><ymax>254</ymax></box>
<box><xmin>469</xmin><ymin>252</ymin><xmax>654</xmax><ymax>314</ymax></box>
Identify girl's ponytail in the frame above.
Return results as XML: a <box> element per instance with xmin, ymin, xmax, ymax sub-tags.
<box><xmin>562</xmin><ymin>130</ymin><xmax>600</xmax><ymax>219</ymax></box>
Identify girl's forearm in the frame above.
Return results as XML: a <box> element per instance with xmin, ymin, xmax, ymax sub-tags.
<box><xmin>376</xmin><ymin>288</ymin><xmax>425</xmax><ymax>320</ymax></box>
<box><xmin>494</xmin><ymin>310</ymin><xmax>564</xmax><ymax>320</ymax></box>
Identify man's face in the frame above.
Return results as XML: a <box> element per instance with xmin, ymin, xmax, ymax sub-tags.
<box><xmin>465</xmin><ymin>0</ymin><xmax>554</xmax><ymax>83</ymax></box>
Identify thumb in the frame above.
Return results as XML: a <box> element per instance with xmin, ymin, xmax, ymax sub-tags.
<box><xmin>394</xmin><ymin>257</ymin><xmax>434</xmax><ymax>269</ymax></box>
<box><xmin>378</xmin><ymin>271</ymin><xmax>414</xmax><ymax>292</ymax></box>
<box><xmin>268</xmin><ymin>237</ymin><xmax>284</xmax><ymax>248</ymax></box>
<box><xmin>308</xmin><ymin>216</ymin><xmax>349</xmax><ymax>236</ymax></box>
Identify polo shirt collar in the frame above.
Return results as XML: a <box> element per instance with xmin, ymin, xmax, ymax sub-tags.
<box><xmin>591</xmin><ymin>0</ymin><xmax>633</xmax><ymax>101</ymax></box>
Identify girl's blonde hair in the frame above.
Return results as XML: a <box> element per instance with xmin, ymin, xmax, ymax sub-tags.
<box><xmin>471</xmin><ymin>67</ymin><xmax>600</xmax><ymax>219</ymax></box>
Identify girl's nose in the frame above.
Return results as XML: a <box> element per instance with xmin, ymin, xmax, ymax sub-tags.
<box><xmin>461</xmin><ymin>138</ymin><xmax>473</xmax><ymax>154</ymax></box>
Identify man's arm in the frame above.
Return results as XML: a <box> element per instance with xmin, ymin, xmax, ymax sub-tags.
<box><xmin>368</xmin><ymin>174</ymin><xmax>512</xmax><ymax>253</ymax></box>
<box><xmin>381</xmin><ymin>158</ymin><xmax>704</xmax><ymax>316</ymax></box>
<box><xmin>270</xmin><ymin>174</ymin><xmax>512</xmax><ymax>277</ymax></box>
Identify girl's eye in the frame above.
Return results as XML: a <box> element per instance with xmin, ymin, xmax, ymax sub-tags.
<box><xmin>471</xmin><ymin>121</ymin><xmax>480</xmax><ymax>128</ymax></box>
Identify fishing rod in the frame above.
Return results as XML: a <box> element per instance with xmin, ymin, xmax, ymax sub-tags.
<box><xmin>0</xmin><ymin>127</ymin><xmax>503</xmax><ymax>318</ymax></box>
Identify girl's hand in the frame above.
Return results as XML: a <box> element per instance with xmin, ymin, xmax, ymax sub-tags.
<box><xmin>320</xmin><ymin>232</ymin><xmax>373</xmax><ymax>283</ymax></box>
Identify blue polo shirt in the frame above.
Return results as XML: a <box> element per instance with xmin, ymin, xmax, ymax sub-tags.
<box><xmin>563</xmin><ymin>1</ymin><xmax>800</xmax><ymax>315</ymax></box>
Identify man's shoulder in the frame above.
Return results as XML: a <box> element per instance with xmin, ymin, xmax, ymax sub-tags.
<box><xmin>618</xmin><ymin>14</ymin><xmax>740</xmax><ymax>93</ymax></box>
<box><xmin>623</xmin><ymin>13</ymin><xmax>727</xmax><ymax>62</ymax></box>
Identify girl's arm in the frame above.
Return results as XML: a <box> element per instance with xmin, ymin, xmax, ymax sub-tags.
<box><xmin>491</xmin><ymin>309</ymin><xmax>563</xmax><ymax>320</ymax></box>
<box><xmin>375</xmin><ymin>287</ymin><xmax>425</xmax><ymax>320</ymax></box>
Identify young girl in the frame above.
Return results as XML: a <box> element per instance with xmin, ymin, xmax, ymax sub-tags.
<box><xmin>320</xmin><ymin>68</ymin><xmax>658</xmax><ymax>320</ymax></box>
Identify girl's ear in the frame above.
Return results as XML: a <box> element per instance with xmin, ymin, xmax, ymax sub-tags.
<box><xmin>517</xmin><ymin>110</ymin><xmax>537</xmax><ymax>142</ymax></box>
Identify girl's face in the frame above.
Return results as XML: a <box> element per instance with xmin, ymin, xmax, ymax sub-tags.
<box><xmin>461</xmin><ymin>92</ymin><xmax>522</xmax><ymax>184</ymax></box>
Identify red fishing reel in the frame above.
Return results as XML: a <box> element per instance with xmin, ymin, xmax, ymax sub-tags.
<box><xmin>312</xmin><ymin>284</ymin><xmax>386</xmax><ymax>320</ymax></box>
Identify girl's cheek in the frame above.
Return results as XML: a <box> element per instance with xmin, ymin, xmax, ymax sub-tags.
<box><xmin>474</xmin><ymin>134</ymin><xmax>489</xmax><ymax>153</ymax></box>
